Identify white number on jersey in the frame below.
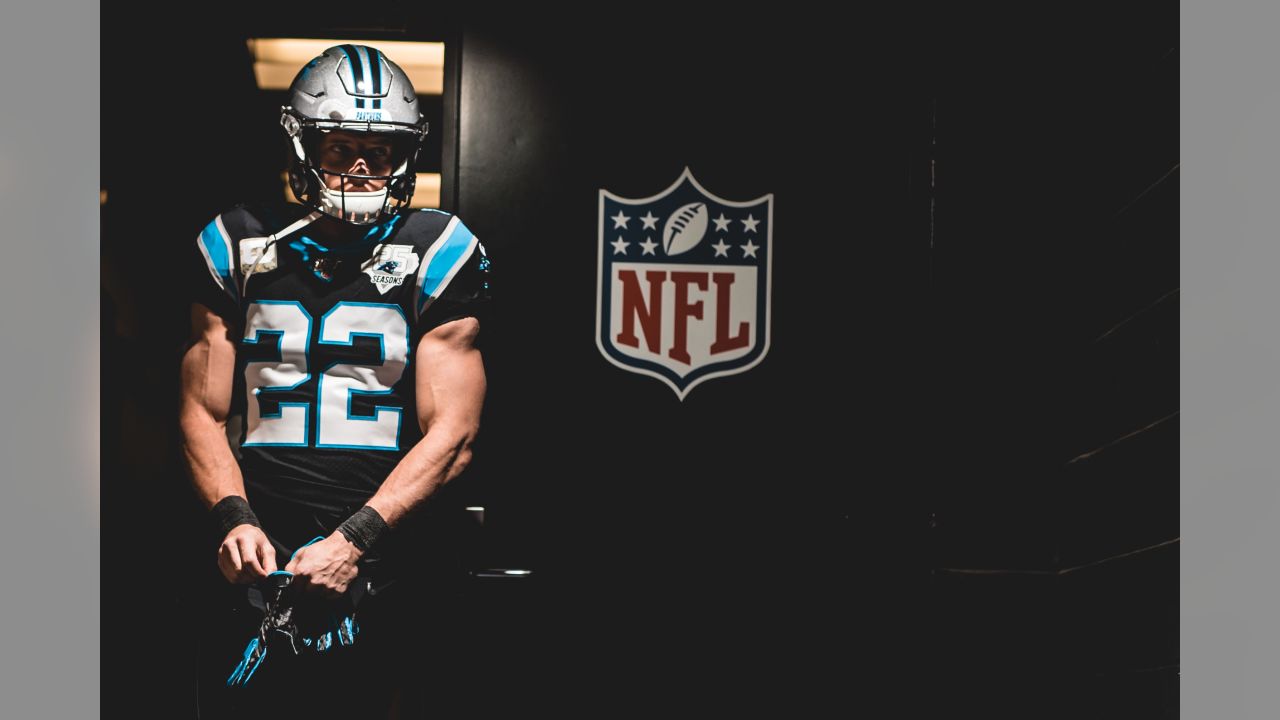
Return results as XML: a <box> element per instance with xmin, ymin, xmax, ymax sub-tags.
<box><xmin>242</xmin><ymin>301</ymin><xmax>410</xmax><ymax>450</ymax></box>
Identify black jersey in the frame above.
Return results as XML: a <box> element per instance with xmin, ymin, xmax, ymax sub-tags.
<box><xmin>191</xmin><ymin>203</ymin><xmax>490</xmax><ymax>517</ymax></box>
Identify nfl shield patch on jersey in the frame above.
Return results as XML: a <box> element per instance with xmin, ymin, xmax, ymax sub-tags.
<box><xmin>597</xmin><ymin>168</ymin><xmax>773</xmax><ymax>400</ymax></box>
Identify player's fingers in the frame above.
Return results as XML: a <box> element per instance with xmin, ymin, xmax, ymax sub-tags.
<box><xmin>221</xmin><ymin>541</ymin><xmax>254</xmax><ymax>584</ymax></box>
<box><xmin>295</xmin><ymin>568</ymin><xmax>329</xmax><ymax>594</ymax></box>
<box><xmin>338</xmin><ymin>567</ymin><xmax>357</xmax><ymax>591</ymax></box>
<box><xmin>308</xmin><ymin>574</ymin><xmax>340</xmax><ymax>598</ymax></box>
<box><xmin>237</xmin><ymin>537</ymin><xmax>266</xmax><ymax>578</ymax></box>
<box><xmin>319</xmin><ymin>567</ymin><xmax>355</xmax><ymax>598</ymax></box>
<box><xmin>221</xmin><ymin>540</ymin><xmax>244</xmax><ymax>573</ymax></box>
<box><xmin>217</xmin><ymin>550</ymin><xmax>237</xmax><ymax>583</ymax></box>
<box><xmin>284</xmin><ymin>548</ymin><xmax>302</xmax><ymax>575</ymax></box>
<box><xmin>259</xmin><ymin>542</ymin><xmax>278</xmax><ymax>574</ymax></box>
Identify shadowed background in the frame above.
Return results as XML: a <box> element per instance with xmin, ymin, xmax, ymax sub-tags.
<box><xmin>101</xmin><ymin>4</ymin><xmax>1177</xmax><ymax>717</ymax></box>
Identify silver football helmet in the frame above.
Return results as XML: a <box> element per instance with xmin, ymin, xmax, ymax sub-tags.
<box><xmin>280</xmin><ymin>45</ymin><xmax>428</xmax><ymax>225</ymax></box>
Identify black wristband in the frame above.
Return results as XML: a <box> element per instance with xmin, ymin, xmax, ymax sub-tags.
<box><xmin>210</xmin><ymin>495</ymin><xmax>260</xmax><ymax>538</ymax></box>
<box><xmin>336</xmin><ymin>506</ymin><xmax>388</xmax><ymax>552</ymax></box>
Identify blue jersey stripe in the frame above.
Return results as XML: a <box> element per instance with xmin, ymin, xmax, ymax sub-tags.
<box><xmin>418</xmin><ymin>220</ymin><xmax>475</xmax><ymax>314</ymax></box>
<box><xmin>199</xmin><ymin>218</ymin><xmax>236</xmax><ymax>300</ymax></box>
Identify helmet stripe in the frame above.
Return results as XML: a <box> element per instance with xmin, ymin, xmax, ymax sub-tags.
<box><xmin>369</xmin><ymin>47</ymin><xmax>383</xmax><ymax>109</ymax></box>
<box><xmin>368</xmin><ymin>47</ymin><xmax>381</xmax><ymax>94</ymax></box>
<box><xmin>340</xmin><ymin>44</ymin><xmax>366</xmax><ymax>109</ymax></box>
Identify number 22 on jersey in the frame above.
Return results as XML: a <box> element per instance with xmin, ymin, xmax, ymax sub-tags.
<box><xmin>241</xmin><ymin>300</ymin><xmax>410</xmax><ymax>450</ymax></box>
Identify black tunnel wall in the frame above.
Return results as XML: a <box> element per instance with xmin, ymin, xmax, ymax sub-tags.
<box><xmin>923</xmin><ymin>12</ymin><xmax>1179</xmax><ymax>718</ymax></box>
<box><xmin>100</xmin><ymin>5</ymin><xmax>1177</xmax><ymax>717</ymax></box>
<box><xmin>449</xmin><ymin>10</ymin><xmax>933</xmax><ymax>715</ymax></box>
<box><xmin>450</xmin><ymin>9</ymin><xmax>1178</xmax><ymax>717</ymax></box>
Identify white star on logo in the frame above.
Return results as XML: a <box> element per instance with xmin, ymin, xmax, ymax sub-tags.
<box><xmin>712</xmin><ymin>213</ymin><xmax>731</xmax><ymax>232</ymax></box>
<box><xmin>640</xmin><ymin>212</ymin><xmax>659</xmax><ymax>230</ymax></box>
<box><xmin>611</xmin><ymin>210</ymin><xmax>631</xmax><ymax>229</ymax></box>
<box><xmin>741</xmin><ymin>239</ymin><xmax>759</xmax><ymax>259</ymax></box>
<box><xmin>711</xmin><ymin>238</ymin><xmax>731</xmax><ymax>257</ymax></box>
<box><xmin>611</xmin><ymin>236</ymin><xmax>630</xmax><ymax>255</ymax></box>
<box><xmin>639</xmin><ymin>236</ymin><xmax>658</xmax><ymax>255</ymax></box>
<box><xmin>741</xmin><ymin>214</ymin><xmax>760</xmax><ymax>233</ymax></box>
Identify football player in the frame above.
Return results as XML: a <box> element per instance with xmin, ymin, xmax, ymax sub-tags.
<box><xmin>180</xmin><ymin>44</ymin><xmax>489</xmax><ymax>717</ymax></box>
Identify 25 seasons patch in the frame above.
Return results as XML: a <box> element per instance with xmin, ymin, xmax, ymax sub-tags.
<box><xmin>362</xmin><ymin>244</ymin><xmax>421</xmax><ymax>294</ymax></box>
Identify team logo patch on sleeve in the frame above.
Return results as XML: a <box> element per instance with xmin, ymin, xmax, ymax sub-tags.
<box><xmin>362</xmin><ymin>244</ymin><xmax>421</xmax><ymax>294</ymax></box>
<box><xmin>597</xmin><ymin>167</ymin><xmax>773</xmax><ymax>400</ymax></box>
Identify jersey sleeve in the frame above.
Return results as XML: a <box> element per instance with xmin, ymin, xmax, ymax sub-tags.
<box><xmin>188</xmin><ymin>212</ymin><xmax>242</xmax><ymax>323</ymax></box>
<box><xmin>411</xmin><ymin>216</ymin><xmax>493</xmax><ymax>336</ymax></box>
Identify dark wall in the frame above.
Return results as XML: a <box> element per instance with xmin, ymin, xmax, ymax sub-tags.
<box><xmin>1052</xmin><ymin>42</ymin><xmax>1180</xmax><ymax>720</ymax></box>
<box><xmin>101</xmin><ymin>5</ymin><xmax>1176</xmax><ymax>718</ymax></box>
<box><xmin>450</xmin><ymin>10</ymin><xmax>932</xmax><ymax>715</ymax></box>
<box><xmin>924</xmin><ymin>13</ymin><xmax>1179</xmax><ymax>719</ymax></box>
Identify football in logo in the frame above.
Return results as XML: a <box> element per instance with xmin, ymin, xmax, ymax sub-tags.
<box><xmin>662</xmin><ymin>202</ymin><xmax>709</xmax><ymax>256</ymax></box>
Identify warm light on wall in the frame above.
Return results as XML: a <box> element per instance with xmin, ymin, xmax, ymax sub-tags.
<box><xmin>281</xmin><ymin>172</ymin><xmax>441</xmax><ymax>210</ymax></box>
<box><xmin>246</xmin><ymin>38</ymin><xmax>445</xmax><ymax>95</ymax></box>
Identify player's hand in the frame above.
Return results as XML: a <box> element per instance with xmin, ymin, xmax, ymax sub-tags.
<box><xmin>217</xmin><ymin>524</ymin><xmax>278</xmax><ymax>585</ymax></box>
<box><xmin>284</xmin><ymin>533</ymin><xmax>362</xmax><ymax>598</ymax></box>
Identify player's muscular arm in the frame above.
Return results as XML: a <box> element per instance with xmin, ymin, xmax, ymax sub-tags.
<box><xmin>179</xmin><ymin>303</ymin><xmax>277</xmax><ymax>582</ymax></box>
<box><xmin>370</xmin><ymin>315</ymin><xmax>486</xmax><ymax>526</ymax></box>
<box><xmin>179</xmin><ymin>304</ymin><xmax>242</xmax><ymax>507</ymax></box>
<box><xmin>289</xmin><ymin>316</ymin><xmax>486</xmax><ymax>596</ymax></box>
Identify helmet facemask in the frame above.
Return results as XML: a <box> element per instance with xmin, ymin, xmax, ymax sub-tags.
<box><xmin>283</xmin><ymin>112</ymin><xmax>426</xmax><ymax>226</ymax></box>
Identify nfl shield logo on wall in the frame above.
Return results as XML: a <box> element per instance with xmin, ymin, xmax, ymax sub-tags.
<box><xmin>597</xmin><ymin>168</ymin><xmax>773</xmax><ymax>400</ymax></box>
